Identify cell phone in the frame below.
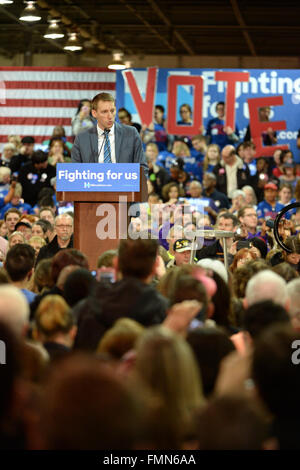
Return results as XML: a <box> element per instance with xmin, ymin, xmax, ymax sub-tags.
<box><xmin>96</xmin><ymin>268</ymin><xmax>115</xmax><ymax>283</ymax></box>
<box><xmin>237</xmin><ymin>240</ymin><xmax>251</xmax><ymax>250</ymax></box>
<box><xmin>266</xmin><ymin>219</ymin><xmax>274</xmax><ymax>229</ymax></box>
<box><xmin>188</xmin><ymin>319</ymin><xmax>204</xmax><ymax>330</ymax></box>
<box><xmin>11</xmin><ymin>173</ymin><xmax>18</xmax><ymax>182</ymax></box>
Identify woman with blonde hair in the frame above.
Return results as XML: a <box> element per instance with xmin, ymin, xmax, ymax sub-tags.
<box><xmin>97</xmin><ymin>318</ymin><xmax>145</xmax><ymax>360</ymax></box>
<box><xmin>33</xmin><ymin>295</ymin><xmax>77</xmax><ymax>361</ymax></box>
<box><xmin>203</xmin><ymin>144</ymin><xmax>221</xmax><ymax>172</ymax></box>
<box><xmin>133</xmin><ymin>326</ymin><xmax>205</xmax><ymax>448</ymax></box>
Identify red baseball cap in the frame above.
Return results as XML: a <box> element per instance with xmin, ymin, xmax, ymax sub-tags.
<box><xmin>264</xmin><ymin>183</ymin><xmax>278</xmax><ymax>190</ymax></box>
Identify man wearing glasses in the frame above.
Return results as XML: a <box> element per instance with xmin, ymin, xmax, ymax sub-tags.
<box><xmin>35</xmin><ymin>213</ymin><xmax>73</xmax><ymax>265</ymax></box>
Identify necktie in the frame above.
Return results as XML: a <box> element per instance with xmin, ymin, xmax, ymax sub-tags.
<box><xmin>103</xmin><ymin>129</ymin><xmax>112</xmax><ymax>163</ymax></box>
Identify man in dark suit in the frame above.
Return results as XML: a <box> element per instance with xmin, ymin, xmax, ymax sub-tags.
<box><xmin>71</xmin><ymin>92</ymin><xmax>148</xmax><ymax>176</ymax></box>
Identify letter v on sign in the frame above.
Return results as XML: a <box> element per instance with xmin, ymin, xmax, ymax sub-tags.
<box><xmin>123</xmin><ymin>67</ymin><xmax>158</xmax><ymax>127</ymax></box>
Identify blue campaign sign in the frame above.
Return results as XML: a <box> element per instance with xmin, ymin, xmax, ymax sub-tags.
<box><xmin>116</xmin><ymin>68</ymin><xmax>300</xmax><ymax>160</ymax></box>
<box><xmin>56</xmin><ymin>163</ymin><xmax>140</xmax><ymax>192</ymax></box>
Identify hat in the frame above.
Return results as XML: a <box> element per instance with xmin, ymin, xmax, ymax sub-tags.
<box><xmin>197</xmin><ymin>258</ymin><xmax>228</xmax><ymax>283</ymax></box>
<box><xmin>21</xmin><ymin>136</ymin><xmax>35</xmax><ymax>145</ymax></box>
<box><xmin>264</xmin><ymin>183</ymin><xmax>278</xmax><ymax>191</ymax></box>
<box><xmin>15</xmin><ymin>221</ymin><xmax>32</xmax><ymax>231</ymax></box>
<box><xmin>173</xmin><ymin>238</ymin><xmax>192</xmax><ymax>253</ymax></box>
<box><xmin>249</xmin><ymin>237</ymin><xmax>268</xmax><ymax>259</ymax></box>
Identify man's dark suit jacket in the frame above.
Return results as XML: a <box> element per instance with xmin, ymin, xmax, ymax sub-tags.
<box><xmin>71</xmin><ymin>122</ymin><xmax>148</xmax><ymax>175</ymax></box>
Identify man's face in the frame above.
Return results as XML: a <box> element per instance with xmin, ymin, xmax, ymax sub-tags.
<box><xmin>259</xmin><ymin>107</ymin><xmax>271</xmax><ymax>121</ymax></box>
<box><xmin>218</xmin><ymin>216</ymin><xmax>235</xmax><ymax>232</ymax></box>
<box><xmin>222</xmin><ymin>146</ymin><xmax>236</xmax><ymax>166</ymax></box>
<box><xmin>118</xmin><ymin>110</ymin><xmax>130</xmax><ymax>125</ymax></box>
<box><xmin>264</xmin><ymin>188</ymin><xmax>277</xmax><ymax>203</ymax></box>
<box><xmin>189</xmin><ymin>183</ymin><xmax>202</xmax><ymax>198</ymax></box>
<box><xmin>23</xmin><ymin>143</ymin><xmax>34</xmax><ymax>156</ymax></box>
<box><xmin>34</xmin><ymin>161</ymin><xmax>48</xmax><ymax>171</ymax></box>
<box><xmin>174</xmin><ymin>250</ymin><xmax>191</xmax><ymax>266</ymax></box>
<box><xmin>40</xmin><ymin>210</ymin><xmax>55</xmax><ymax>225</ymax></box>
<box><xmin>5</xmin><ymin>213</ymin><xmax>20</xmax><ymax>233</ymax></box>
<box><xmin>203</xmin><ymin>174</ymin><xmax>215</xmax><ymax>190</ymax></box>
<box><xmin>17</xmin><ymin>225</ymin><xmax>32</xmax><ymax>241</ymax></box>
<box><xmin>216</xmin><ymin>104</ymin><xmax>225</xmax><ymax>119</ymax></box>
<box><xmin>192</xmin><ymin>139</ymin><xmax>203</xmax><ymax>152</ymax></box>
<box><xmin>240</xmin><ymin>209</ymin><xmax>258</xmax><ymax>231</ymax></box>
<box><xmin>92</xmin><ymin>100</ymin><xmax>116</xmax><ymax>130</ymax></box>
<box><xmin>55</xmin><ymin>217</ymin><xmax>73</xmax><ymax>242</ymax></box>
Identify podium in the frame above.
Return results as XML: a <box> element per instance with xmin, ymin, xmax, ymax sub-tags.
<box><xmin>56</xmin><ymin>165</ymin><xmax>148</xmax><ymax>270</ymax></box>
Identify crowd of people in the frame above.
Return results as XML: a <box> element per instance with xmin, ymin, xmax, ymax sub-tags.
<box><xmin>0</xmin><ymin>99</ymin><xmax>300</xmax><ymax>450</ymax></box>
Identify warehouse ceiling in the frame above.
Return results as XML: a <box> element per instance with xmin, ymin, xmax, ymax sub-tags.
<box><xmin>0</xmin><ymin>0</ymin><xmax>299</xmax><ymax>58</ymax></box>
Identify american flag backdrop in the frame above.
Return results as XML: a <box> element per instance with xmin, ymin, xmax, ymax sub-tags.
<box><xmin>0</xmin><ymin>66</ymin><xmax>116</xmax><ymax>152</ymax></box>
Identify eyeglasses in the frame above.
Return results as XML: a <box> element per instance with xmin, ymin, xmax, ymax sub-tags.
<box><xmin>56</xmin><ymin>225</ymin><xmax>73</xmax><ymax>229</ymax></box>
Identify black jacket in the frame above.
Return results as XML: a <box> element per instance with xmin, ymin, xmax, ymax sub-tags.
<box><xmin>35</xmin><ymin>235</ymin><xmax>73</xmax><ymax>266</ymax></box>
<box><xmin>213</xmin><ymin>158</ymin><xmax>250</xmax><ymax>197</ymax></box>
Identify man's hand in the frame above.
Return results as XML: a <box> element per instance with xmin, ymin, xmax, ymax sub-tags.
<box><xmin>163</xmin><ymin>300</ymin><xmax>203</xmax><ymax>335</ymax></box>
<box><xmin>224</xmin><ymin>126</ymin><xmax>234</xmax><ymax>135</ymax></box>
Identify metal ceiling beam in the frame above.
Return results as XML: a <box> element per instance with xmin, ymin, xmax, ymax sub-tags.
<box><xmin>119</xmin><ymin>0</ymin><xmax>176</xmax><ymax>53</ymax></box>
<box><xmin>230</xmin><ymin>0</ymin><xmax>257</xmax><ymax>56</ymax></box>
<box><xmin>0</xmin><ymin>5</ymin><xmax>72</xmax><ymax>55</ymax></box>
<box><xmin>36</xmin><ymin>0</ymin><xmax>109</xmax><ymax>52</ymax></box>
<box><xmin>146</xmin><ymin>0</ymin><xmax>194</xmax><ymax>55</ymax></box>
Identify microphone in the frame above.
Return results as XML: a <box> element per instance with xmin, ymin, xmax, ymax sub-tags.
<box><xmin>98</xmin><ymin>128</ymin><xmax>110</xmax><ymax>159</ymax></box>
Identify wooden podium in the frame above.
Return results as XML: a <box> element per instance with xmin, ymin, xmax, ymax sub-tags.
<box><xmin>56</xmin><ymin>166</ymin><xmax>148</xmax><ymax>270</ymax></box>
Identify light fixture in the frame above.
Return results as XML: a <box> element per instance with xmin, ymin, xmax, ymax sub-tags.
<box><xmin>108</xmin><ymin>51</ymin><xmax>126</xmax><ymax>70</ymax></box>
<box><xmin>19</xmin><ymin>1</ymin><xmax>41</xmax><ymax>22</ymax></box>
<box><xmin>44</xmin><ymin>18</ymin><xmax>64</xmax><ymax>39</ymax></box>
<box><xmin>124</xmin><ymin>60</ymin><xmax>133</xmax><ymax>69</ymax></box>
<box><xmin>63</xmin><ymin>32</ymin><xmax>82</xmax><ymax>52</ymax></box>
<box><xmin>0</xmin><ymin>1</ymin><xmax>14</xmax><ymax>5</ymax></box>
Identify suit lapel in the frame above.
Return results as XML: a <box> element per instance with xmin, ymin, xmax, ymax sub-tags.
<box><xmin>90</xmin><ymin>127</ymin><xmax>98</xmax><ymax>162</ymax></box>
<box><xmin>115</xmin><ymin>122</ymin><xmax>122</xmax><ymax>163</ymax></box>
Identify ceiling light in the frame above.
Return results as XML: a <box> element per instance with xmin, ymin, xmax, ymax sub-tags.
<box><xmin>64</xmin><ymin>32</ymin><xmax>82</xmax><ymax>52</ymax></box>
<box><xmin>19</xmin><ymin>1</ymin><xmax>41</xmax><ymax>22</ymax></box>
<box><xmin>0</xmin><ymin>1</ymin><xmax>14</xmax><ymax>5</ymax></box>
<box><xmin>124</xmin><ymin>60</ymin><xmax>133</xmax><ymax>69</ymax></box>
<box><xmin>108</xmin><ymin>52</ymin><xmax>126</xmax><ymax>70</ymax></box>
<box><xmin>44</xmin><ymin>18</ymin><xmax>64</xmax><ymax>39</ymax></box>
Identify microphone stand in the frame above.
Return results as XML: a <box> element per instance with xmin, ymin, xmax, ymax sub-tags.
<box><xmin>185</xmin><ymin>229</ymin><xmax>235</xmax><ymax>272</ymax></box>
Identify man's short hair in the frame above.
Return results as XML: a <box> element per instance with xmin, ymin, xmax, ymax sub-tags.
<box><xmin>31</xmin><ymin>150</ymin><xmax>47</xmax><ymax>164</ymax></box>
<box><xmin>246</xmin><ymin>270</ymin><xmax>288</xmax><ymax>307</ymax></box>
<box><xmin>118</xmin><ymin>239</ymin><xmax>158</xmax><ymax>280</ymax></box>
<box><xmin>238</xmin><ymin>205</ymin><xmax>257</xmax><ymax>219</ymax></box>
<box><xmin>5</xmin><ymin>244</ymin><xmax>35</xmax><ymax>282</ymax></box>
<box><xmin>21</xmin><ymin>136</ymin><xmax>35</xmax><ymax>145</ymax></box>
<box><xmin>4</xmin><ymin>208</ymin><xmax>22</xmax><ymax>221</ymax></box>
<box><xmin>216</xmin><ymin>101</ymin><xmax>225</xmax><ymax>109</ymax></box>
<box><xmin>217</xmin><ymin>212</ymin><xmax>239</xmax><ymax>227</ymax></box>
<box><xmin>243</xmin><ymin>300</ymin><xmax>290</xmax><ymax>339</ymax></box>
<box><xmin>0</xmin><ymin>285</ymin><xmax>29</xmax><ymax>336</ymax></box>
<box><xmin>97</xmin><ymin>249</ymin><xmax>118</xmax><ymax>269</ymax></box>
<box><xmin>92</xmin><ymin>92</ymin><xmax>115</xmax><ymax>110</ymax></box>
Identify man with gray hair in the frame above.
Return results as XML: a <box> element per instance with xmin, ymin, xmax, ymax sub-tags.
<box><xmin>286</xmin><ymin>279</ymin><xmax>300</xmax><ymax>331</ymax></box>
<box><xmin>36</xmin><ymin>213</ymin><xmax>73</xmax><ymax>265</ymax></box>
<box><xmin>0</xmin><ymin>285</ymin><xmax>29</xmax><ymax>337</ymax></box>
<box><xmin>245</xmin><ymin>270</ymin><xmax>289</xmax><ymax>310</ymax></box>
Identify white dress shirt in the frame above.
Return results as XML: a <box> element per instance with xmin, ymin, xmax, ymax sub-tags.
<box><xmin>97</xmin><ymin>123</ymin><xmax>116</xmax><ymax>163</ymax></box>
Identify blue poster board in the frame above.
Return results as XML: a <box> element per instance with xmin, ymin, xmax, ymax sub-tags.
<box><xmin>56</xmin><ymin>163</ymin><xmax>140</xmax><ymax>192</ymax></box>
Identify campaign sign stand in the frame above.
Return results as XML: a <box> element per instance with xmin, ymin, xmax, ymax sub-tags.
<box><xmin>56</xmin><ymin>163</ymin><xmax>148</xmax><ymax>270</ymax></box>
